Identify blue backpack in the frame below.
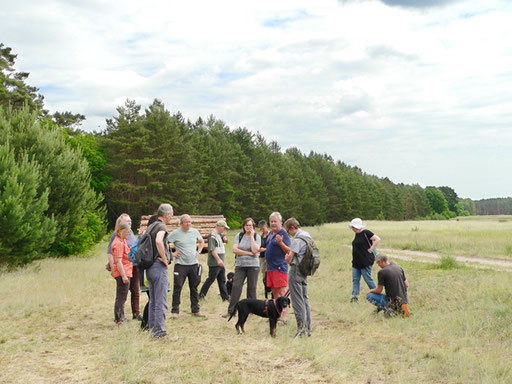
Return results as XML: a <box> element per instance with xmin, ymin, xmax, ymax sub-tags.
<box><xmin>128</xmin><ymin>238</ymin><xmax>139</xmax><ymax>262</ymax></box>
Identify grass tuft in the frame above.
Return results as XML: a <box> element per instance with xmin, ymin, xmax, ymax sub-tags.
<box><xmin>436</xmin><ymin>255</ymin><xmax>460</xmax><ymax>269</ymax></box>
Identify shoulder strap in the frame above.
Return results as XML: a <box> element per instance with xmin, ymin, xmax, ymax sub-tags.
<box><xmin>363</xmin><ymin>232</ymin><xmax>372</xmax><ymax>248</ymax></box>
<box><xmin>294</xmin><ymin>234</ymin><xmax>311</xmax><ymax>244</ymax></box>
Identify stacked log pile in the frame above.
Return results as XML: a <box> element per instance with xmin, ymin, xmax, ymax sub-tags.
<box><xmin>138</xmin><ymin>215</ymin><xmax>226</xmax><ymax>241</ymax></box>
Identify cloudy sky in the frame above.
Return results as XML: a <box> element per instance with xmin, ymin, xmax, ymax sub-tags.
<box><xmin>2</xmin><ymin>0</ymin><xmax>511</xmax><ymax>200</ymax></box>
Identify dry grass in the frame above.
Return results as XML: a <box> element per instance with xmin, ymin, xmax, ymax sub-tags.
<box><xmin>1</xmin><ymin>217</ymin><xmax>511</xmax><ymax>383</ymax></box>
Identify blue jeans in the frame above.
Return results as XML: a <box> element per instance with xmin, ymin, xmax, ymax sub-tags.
<box><xmin>352</xmin><ymin>266</ymin><xmax>376</xmax><ymax>298</ymax></box>
<box><xmin>366</xmin><ymin>292</ymin><xmax>389</xmax><ymax>310</ymax></box>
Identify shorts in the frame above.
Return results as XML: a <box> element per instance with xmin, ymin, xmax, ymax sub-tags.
<box><xmin>266</xmin><ymin>270</ymin><xmax>288</xmax><ymax>288</ymax></box>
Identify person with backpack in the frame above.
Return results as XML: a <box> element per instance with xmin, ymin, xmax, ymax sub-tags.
<box><xmin>146</xmin><ymin>203</ymin><xmax>173</xmax><ymax>338</ymax></box>
<box><xmin>284</xmin><ymin>218</ymin><xmax>314</xmax><ymax>337</ymax></box>
<box><xmin>106</xmin><ymin>214</ymin><xmax>141</xmax><ymax>320</ymax></box>
<box><xmin>224</xmin><ymin>218</ymin><xmax>261</xmax><ymax>318</ymax></box>
<box><xmin>110</xmin><ymin>220</ymin><xmax>133</xmax><ymax>326</ymax></box>
<box><xmin>198</xmin><ymin>220</ymin><xmax>230</xmax><ymax>302</ymax></box>
<box><xmin>349</xmin><ymin>218</ymin><xmax>380</xmax><ymax>303</ymax></box>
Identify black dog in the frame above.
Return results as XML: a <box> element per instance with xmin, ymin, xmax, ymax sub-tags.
<box><xmin>228</xmin><ymin>296</ymin><xmax>290</xmax><ymax>337</ymax></box>
<box><xmin>226</xmin><ymin>272</ymin><xmax>234</xmax><ymax>297</ymax></box>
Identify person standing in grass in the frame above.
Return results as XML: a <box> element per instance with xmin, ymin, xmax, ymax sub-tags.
<box><xmin>111</xmin><ymin>221</ymin><xmax>133</xmax><ymax>325</ymax></box>
<box><xmin>367</xmin><ymin>253</ymin><xmax>410</xmax><ymax>317</ymax></box>
<box><xmin>106</xmin><ymin>214</ymin><xmax>141</xmax><ymax>320</ymax></box>
<box><xmin>258</xmin><ymin>219</ymin><xmax>271</xmax><ymax>298</ymax></box>
<box><xmin>224</xmin><ymin>218</ymin><xmax>261</xmax><ymax>318</ymax></box>
<box><xmin>348</xmin><ymin>218</ymin><xmax>380</xmax><ymax>303</ymax></box>
<box><xmin>265</xmin><ymin>212</ymin><xmax>291</xmax><ymax>322</ymax></box>
<box><xmin>147</xmin><ymin>203</ymin><xmax>173</xmax><ymax>338</ymax></box>
<box><xmin>169</xmin><ymin>214</ymin><xmax>205</xmax><ymax>318</ymax></box>
<box><xmin>199</xmin><ymin>220</ymin><xmax>230</xmax><ymax>302</ymax></box>
<box><xmin>284</xmin><ymin>218</ymin><xmax>313</xmax><ymax>337</ymax></box>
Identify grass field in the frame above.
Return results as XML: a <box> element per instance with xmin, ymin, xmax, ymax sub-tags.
<box><xmin>1</xmin><ymin>216</ymin><xmax>511</xmax><ymax>383</ymax></box>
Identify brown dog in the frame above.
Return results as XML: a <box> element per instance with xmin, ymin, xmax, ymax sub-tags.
<box><xmin>228</xmin><ymin>296</ymin><xmax>290</xmax><ymax>337</ymax></box>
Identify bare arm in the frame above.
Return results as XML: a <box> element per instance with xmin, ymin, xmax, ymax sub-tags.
<box><xmin>285</xmin><ymin>251</ymin><xmax>295</xmax><ymax>265</ymax></box>
<box><xmin>211</xmin><ymin>249</ymin><xmax>224</xmax><ymax>267</ymax></box>
<box><xmin>249</xmin><ymin>230</ymin><xmax>260</xmax><ymax>254</ymax></box>
<box><xmin>233</xmin><ymin>244</ymin><xmax>257</xmax><ymax>256</ymax></box>
<box><xmin>107</xmin><ymin>253</ymin><xmax>114</xmax><ymax>272</ymax></box>
<box><xmin>276</xmin><ymin>235</ymin><xmax>290</xmax><ymax>254</ymax></box>
<box><xmin>404</xmin><ymin>279</ymin><xmax>409</xmax><ymax>289</ymax></box>
<box><xmin>155</xmin><ymin>231</ymin><xmax>169</xmax><ymax>267</ymax></box>
<box><xmin>369</xmin><ymin>234</ymin><xmax>381</xmax><ymax>253</ymax></box>
<box><xmin>115</xmin><ymin>258</ymin><xmax>129</xmax><ymax>284</ymax></box>
<box><xmin>197</xmin><ymin>237</ymin><xmax>205</xmax><ymax>255</ymax></box>
<box><xmin>368</xmin><ymin>285</ymin><xmax>384</xmax><ymax>295</ymax></box>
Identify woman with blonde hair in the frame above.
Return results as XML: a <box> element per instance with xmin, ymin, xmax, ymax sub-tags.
<box><xmin>111</xmin><ymin>220</ymin><xmax>133</xmax><ymax>325</ymax></box>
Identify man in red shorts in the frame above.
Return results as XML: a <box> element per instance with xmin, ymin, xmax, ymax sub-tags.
<box><xmin>264</xmin><ymin>212</ymin><xmax>291</xmax><ymax>322</ymax></box>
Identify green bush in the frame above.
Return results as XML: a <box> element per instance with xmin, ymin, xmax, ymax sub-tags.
<box><xmin>0</xmin><ymin>141</ymin><xmax>57</xmax><ymax>266</ymax></box>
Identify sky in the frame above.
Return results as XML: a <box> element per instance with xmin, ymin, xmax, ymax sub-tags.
<box><xmin>2</xmin><ymin>0</ymin><xmax>511</xmax><ymax>200</ymax></box>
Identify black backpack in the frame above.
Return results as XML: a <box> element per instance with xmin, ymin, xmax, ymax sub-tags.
<box><xmin>295</xmin><ymin>235</ymin><xmax>320</xmax><ymax>276</ymax></box>
<box><xmin>135</xmin><ymin>221</ymin><xmax>162</xmax><ymax>270</ymax></box>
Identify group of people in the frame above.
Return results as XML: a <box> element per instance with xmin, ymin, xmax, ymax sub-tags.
<box><xmin>107</xmin><ymin>206</ymin><xmax>409</xmax><ymax>339</ymax></box>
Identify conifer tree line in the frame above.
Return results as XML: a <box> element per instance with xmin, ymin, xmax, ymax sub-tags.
<box><xmin>98</xmin><ymin>99</ymin><xmax>474</xmax><ymax>230</ymax></box>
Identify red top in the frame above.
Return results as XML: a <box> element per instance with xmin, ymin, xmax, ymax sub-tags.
<box><xmin>111</xmin><ymin>236</ymin><xmax>133</xmax><ymax>279</ymax></box>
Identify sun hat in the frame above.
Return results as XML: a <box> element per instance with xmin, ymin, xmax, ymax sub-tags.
<box><xmin>216</xmin><ymin>220</ymin><xmax>230</xmax><ymax>229</ymax></box>
<box><xmin>348</xmin><ymin>218</ymin><xmax>365</xmax><ymax>230</ymax></box>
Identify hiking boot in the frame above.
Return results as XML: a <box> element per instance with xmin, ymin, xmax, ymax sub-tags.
<box><xmin>350</xmin><ymin>296</ymin><xmax>359</xmax><ymax>303</ymax></box>
<box><xmin>384</xmin><ymin>307</ymin><xmax>396</xmax><ymax>318</ymax></box>
<box><xmin>373</xmin><ymin>307</ymin><xmax>383</xmax><ymax>315</ymax></box>
<box><xmin>294</xmin><ymin>329</ymin><xmax>306</xmax><ymax>338</ymax></box>
<box><xmin>133</xmin><ymin>314</ymin><xmax>143</xmax><ymax>321</ymax></box>
<box><xmin>152</xmin><ymin>331</ymin><xmax>167</xmax><ymax>339</ymax></box>
<box><xmin>191</xmin><ymin>312</ymin><xmax>206</xmax><ymax>318</ymax></box>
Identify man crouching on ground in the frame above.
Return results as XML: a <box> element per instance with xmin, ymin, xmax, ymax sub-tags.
<box><xmin>366</xmin><ymin>253</ymin><xmax>410</xmax><ymax>317</ymax></box>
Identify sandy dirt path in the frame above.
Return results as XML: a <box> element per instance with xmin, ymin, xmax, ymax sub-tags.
<box><xmin>378</xmin><ymin>247</ymin><xmax>512</xmax><ymax>272</ymax></box>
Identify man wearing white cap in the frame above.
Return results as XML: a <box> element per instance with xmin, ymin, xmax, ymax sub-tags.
<box><xmin>348</xmin><ymin>218</ymin><xmax>380</xmax><ymax>303</ymax></box>
<box><xmin>199</xmin><ymin>220</ymin><xmax>230</xmax><ymax>302</ymax></box>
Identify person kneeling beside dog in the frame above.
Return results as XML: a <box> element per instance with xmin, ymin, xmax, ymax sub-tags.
<box><xmin>366</xmin><ymin>253</ymin><xmax>410</xmax><ymax>317</ymax></box>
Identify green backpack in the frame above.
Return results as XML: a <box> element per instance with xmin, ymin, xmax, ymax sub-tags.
<box><xmin>295</xmin><ymin>235</ymin><xmax>320</xmax><ymax>276</ymax></box>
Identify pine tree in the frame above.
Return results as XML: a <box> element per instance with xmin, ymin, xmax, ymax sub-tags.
<box><xmin>0</xmin><ymin>141</ymin><xmax>57</xmax><ymax>266</ymax></box>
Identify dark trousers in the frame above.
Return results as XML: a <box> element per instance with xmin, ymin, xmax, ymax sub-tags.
<box><xmin>172</xmin><ymin>264</ymin><xmax>201</xmax><ymax>314</ymax></box>
<box><xmin>129</xmin><ymin>265</ymin><xmax>140</xmax><ymax>316</ymax></box>
<box><xmin>114</xmin><ymin>276</ymin><xmax>131</xmax><ymax>322</ymax></box>
<box><xmin>199</xmin><ymin>266</ymin><xmax>229</xmax><ymax>301</ymax></box>
<box><xmin>228</xmin><ymin>266</ymin><xmax>259</xmax><ymax>315</ymax></box>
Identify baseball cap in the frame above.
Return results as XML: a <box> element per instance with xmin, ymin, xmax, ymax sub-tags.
<box><xmin>216</xmin><ymin>220</ymin><xmax>230</xmax><ymax>229</ymax></box>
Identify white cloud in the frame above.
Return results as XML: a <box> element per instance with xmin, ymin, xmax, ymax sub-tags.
<box><xmin>2</xmin><ymin>0</ymin><xmax>511</xmax><ymax>199</ymax></box>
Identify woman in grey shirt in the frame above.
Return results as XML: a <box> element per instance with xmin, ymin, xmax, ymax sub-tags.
<box><xmin>225</xmin><ymin>217</ymin><xmax>261</xmax><ymax>317</ymax></box>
